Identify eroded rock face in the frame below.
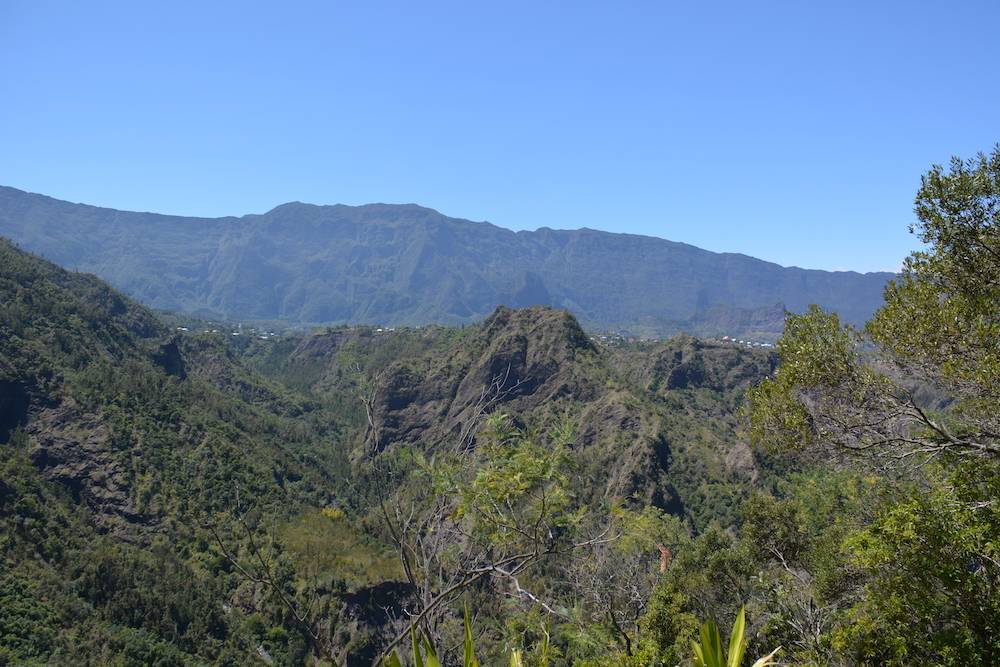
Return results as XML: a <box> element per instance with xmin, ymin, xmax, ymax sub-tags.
<box><xmin>630</xmin><ymin>334</ymin><xmax>777</xmax><ymax>395</ymax></box>
<box><xmin>724</xmin><ymin>439</ymin><xmax>759</xmax><ymax>481</ymax></box>
<box><xmin>26</xmin><ymin>405</ymin><xmax>148</xmax><ymax>536</ymax></box>
<box><xmin>362</xmin><ymin>306</ymin><xmax>685</xmax><ymax>510</ymax></box>
<box><xmin>610</xmin><ymin>334</ymin><xmax>777</xmax><ymax>494</ymax></box>
<box><xmin>287</xmin><ymin>328</ymin><xmax>364</xmax><ymax>364</ymax></box>
<box><xmin>369</xmin><ymin>306</ymin><xmax>599</xmax><ymax>450</ymax></box>
<box><xmin>575</xmin><ymin>394</ymin><xmax>683</xmax><ymax>512</ymax></box>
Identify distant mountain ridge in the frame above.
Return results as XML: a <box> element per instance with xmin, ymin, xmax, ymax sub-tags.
<box><xmin>0</xmin><ymin>185</ymin><xmax>893</xmax><ymax>336</ymax></box>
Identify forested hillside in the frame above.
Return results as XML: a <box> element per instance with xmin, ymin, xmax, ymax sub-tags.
<box><xmin>0</xmin><ymin>186</ymin><xmax>892</xmax><ymax>338</ymax></box>
<box><xmin>1</xmin><ymin>147</ymin><xmax>997</xmax><ymax>667</ymax></box>
<box><xmin>0</xmin><ymin>236</ymin><xmax>363</xmax><ymax>664</ymax></box>
<box><xmin>0</xmin><ymin>237</ymin><xmax>781</xmax><ymax>664</ymax></box>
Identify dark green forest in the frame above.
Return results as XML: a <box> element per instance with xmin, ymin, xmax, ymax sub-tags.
<box><xmin>1</xmin><ymin>148</ymin><xmax>998</xmax><ymax>665</ymax></box>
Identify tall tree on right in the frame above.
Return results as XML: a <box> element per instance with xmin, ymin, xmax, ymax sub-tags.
<box><xmin>748</xmin><ymin>146</ymin><xmax>1000</xmax><ymax>664</ymax></box>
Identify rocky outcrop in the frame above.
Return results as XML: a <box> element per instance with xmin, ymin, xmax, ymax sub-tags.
<box><xmin>337</xmin><ymin>581</ymin><xmax>416</xmax><ymax>667</ymax></box>
<box><xmin>361</xmin><ymin>306</ymin><xmax>688</xmax><ymax>510</ymax></box>
<box><xmin>574</xmin><ymin>392</ymin><xmax>683</xmax><ymax>511</ymax></box>
<box><xmin>287</xmin><ymin>328</ymin><xmax>366</xmax><ymax>364</ymax></box>
<box><xmin>625</xmin><ymin>335</ymin><xmax>777</xmax><ymax>395</ymax></box>
<box><xmin>370</xmin><ymin>306</ymin><xmax>599</xmax><ymax>450</ymax></box>
<box><xmin>26</xmin><ymin>404</ymin><xmax>148</xmax><ymax>536</ymax></box>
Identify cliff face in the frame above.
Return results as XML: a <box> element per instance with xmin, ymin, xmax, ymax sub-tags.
<box><xmin>370</xmin><ymin>307</ymin><xmax>597</xmax><ymax>446</ymax></box>
<box><xmin>616</xmin><ymin>334</ymin><xmax>778</xmax><ymax>395</ymax></box>
<box><xmin>355</xmin><ymin>307</ymin><xmax>677</xmax><ymax>510</ymax></box>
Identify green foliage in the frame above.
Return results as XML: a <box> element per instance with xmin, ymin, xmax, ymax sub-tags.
<box><xmin>16</xmin><ymin>152</ymin><xmax>1000</xmax><ymax>667</ymax></box>
<box><xmin>744</xmin><ymin>147</ymin><xmax>1000</xmax><ymax>665</ymax></box>
<box><xmin>279</xmin><ymin>508</ymin><xmax>401</xmax><ymax>590</ymax></box>
<box><xmin>0</xmin><ymin>239</ymin><xmax>362</xmax><ymax>663</ymax></box>
<box><xmin>389</xmin><ymin>603</ymin><xmax>485</xmax><ymax>667</ymax></box>
<box><xmin>0</xmin><ymin>576</ymin><xmax>59</xmax><ymax>663</ymax></box>
<box><xmin>833</xmin><ymin>461</ymin><xmax>1000</xmax><ymax>665</ymax></box>
<box><xmin>746</xmin><ymin>305</ymin><xmax>865</xmax><ymax>451</ymax></box>
<box><xmin>750</xmin><ymin>146</ymin><xmax>1000</xmax><ymax>461</ymax></box>
<box><xmin>870</xmin><ymin>146</ymin><xmax>1000</xmax><ymax>392</ymax></box>
<box><xmin>691</xmin><ymin>606</ymin><xmax>779</xmax><ymax>667</ymax></box>
<box><xmin>463</xmin><ymin>602</ymin><xmax>481</xmax><ymax>667</ymax></box>
<box><xmin>631</xmin><ymin>583</ymin><xmax>698</xmax><ymax>666</ymax></box>
<box><xmin>4</xmin><ymin>234</ymin><xmax>791</xmax><ymax>664</ymax></box>
<box><xmin>454</xmin><ymin>413</ymin><xmax>575</xmax><ymax>545</ymax></box>
<box><xmin>611</xmin><ymin>504</ymin><xmax>687</xmax><ymax>556</ymax></box>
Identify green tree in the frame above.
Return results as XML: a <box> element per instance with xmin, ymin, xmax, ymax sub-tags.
<box><xmin>749</xmin><ymin>146</ymin><xmax>1000</xmax><ymax>463</ymax></box>
<box><xmin>369</xmin><ymin>412</ymin><xmax>612</xmax><ymax>664</ymax></box>
<box><xmin>748</xmin><ymin>146</ymin><xmax>1000</xmax><ymax>663</ymax></box>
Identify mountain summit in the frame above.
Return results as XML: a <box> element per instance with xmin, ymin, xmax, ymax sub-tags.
<box><xmin>0</xmin><ymin>186</ymin><xmax>893</xmax><ymax>336</ymax></box>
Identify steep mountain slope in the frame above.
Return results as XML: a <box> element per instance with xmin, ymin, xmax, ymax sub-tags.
<box><xmin>1</xmin><ymin>239</ymin><xmax>784</xmax><ymax>664</ymax></box>
<box><xmin>0</xmin><ymin>239</ymin><xmax>371</xmax><ymax>664</ymax></box>
<box><xmin>244</xmin><ymin>307</ymin><xmax>781</xmax><ymax>528</ymax></box>
<box><xmin>0</xmin><ymin>186</ymin><xmax>892</xmax><ymax>336</ymax></box>
<box><xmin>0</xmin><ymin>238</ymin><xmax>345</xmax><ymax>531</ymax></box>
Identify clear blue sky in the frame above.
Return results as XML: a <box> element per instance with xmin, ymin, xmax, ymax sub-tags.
<box><xmin>2</xmin><ymin>1</ymin><xmax>997</xmax><ymax>272</ymax></box>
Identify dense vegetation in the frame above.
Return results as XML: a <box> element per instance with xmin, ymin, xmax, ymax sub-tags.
<box><xmin>0</xmin><ymin>238</ymin><xmax>354</xmax><ymax>664</ymax></box>
<box><xmin>0</xmin><ymin>235</ymin><xmax>779</xmax><ymax>665</ymax></box>
<box><xmin>0</xmin><ymin>184</ymin><xmax>891</xmax><ymax>338</ymax></box>
<box><xmin>1</xmin><ymin>147</ymin><xmax>997</xmax><ymax>665</ymax></box>
<box><xmin>743</xmin><ymin>146</ymin><xmax>1000</xmax><ymax>664</ymax></box>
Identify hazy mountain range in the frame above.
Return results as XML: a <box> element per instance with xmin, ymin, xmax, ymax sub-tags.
<box><xmin>0</xmin><ymin>185</ymin><xmax>894</xmax><ymax>336</ymax></box>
